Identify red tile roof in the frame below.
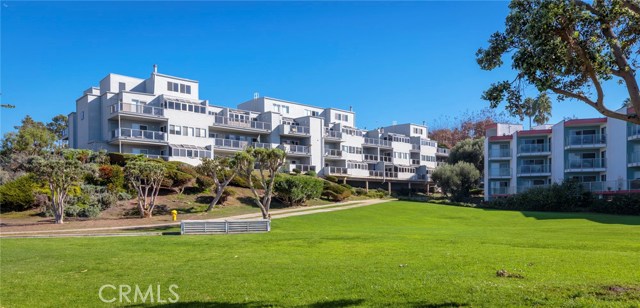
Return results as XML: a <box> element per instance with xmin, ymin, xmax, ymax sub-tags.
<box><xmin>488</xmin><ymin>135</ymin><xmax>513</xmax><ymax>141</ymax></box>
<box><xmin>564</xmin><ymin>118</ymin><xmax>607</xmax><ymax>126</ymax></box>
<box><xmin>517</xmin><ymin>129</ymin><xmax>552</xmax><ymax>136</ymax></box>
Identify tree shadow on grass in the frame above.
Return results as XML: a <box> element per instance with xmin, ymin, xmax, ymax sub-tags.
<box><xmin>488</xmin><ymin>209</ymin><xmax>640</xmax><ymax>226</ymax></box>
<box><xmin>409</xmin><ymin>302</ymin><xmax>470</xmax><ymax>308</ymax></box>
<box><xmin>129</xmin><ymin>298</ymin><xmax>365</xmax><ymax>308</ymax></box>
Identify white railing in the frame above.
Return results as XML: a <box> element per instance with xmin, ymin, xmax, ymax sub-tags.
<box><xmin>489</xmin><ymin>168</ymin><xmax>511</xmax><ymax>177</ymax></box>
<box><xmin>566</xmin><ymin>158</ymin><xmax>606</xmax><ymax>169</ymax></box>
<box><xmin>325</xmin><ymin>130</ymin><xmax>342</xmax><ymax>139</ymax></box>
<box><xmin>280</xmin><ymin>144</ymin><xmax>310</xmax><ymax>154</ymax></box>
<box><xmin>489</xmin><ymin>148</ymin><xmax>511</xmax><ymax>158</ymax></box>
<box><xmin>411</xmin><ymin>144</ymin><xmax>420</xmax><ymax>151</ymax></box>
<box><xmin>112</xmin><ymin>128</ymin><xmax>166</xmax><ymax>142</ymax></box>
<box><xmin>214</xmin><ymin>138</ymin><xmax>248</xmax><ymax>150</ymax></box>
<box><xmin>436</xmin><ymin>161</ymin><xmax>447</xmax><ymax>167</ymax></box>
<box><xmin>437</xmin><ymin>148</ymin><xmax>450</xmax><ymax>155</ymax></box>
<box><xmin>565</xmin><ymin>134</ymin><xmax>606</xmax><ymax>146</ymax></box>
<box><xmin>385</xmin><ymin>172</ymin><xmax>399</xmax><ymax>178</ymax></box>
<box><xmin>213</xmin><ymin>116</ymin><xmax>271</xmax><ymax>131</ymax></box>
<box><xmin>369</xmin><ymin>170</ymin><xmax>384</xmax><ymax>177</ymax></box>
<box><xmin>110</xmin><ymin>103</ymin><xmax>165</xmax><ymax>117</ymax></box>
<box><xmin>411</xmin><ymin>159</ymin><xmax>421</xmax><ymax>165</ymax></box>
<box><xmin>489</xmin><ymin>187</ymin><xmax>514</xmax><ymax>195</ymax></box>
<box><xmin>326</xmin><ymin>166</ymin><xmax>348</xmax><ymax>175</ymax></box>
<box><xmin>380</xmin><ymin>156</ymin><xmax>392</xmax><ymax>162</ymax></box>
<box><xmin>181</xmin><ymin>219</ymin><xmax>270</xmax><ymax>234</ymax></box>
<box><xmin>252</xmin><ymin>142</ymin><xmax>272</xmax><ymax>149</ymax></box>
<box><xmin>288</xmin><ymin>125</ymin><xmax>310</xmax><ymax>135</ymax></box>
<box><xmin>143</xmin><ymin>154</ymin><xmax>169</xmax><ymax>161</ymax></box>
<box><xmin>289</xmin><ymin>164</ymin><xmax>316</xmax><ymax>172</ymax></box>
<box><xmin>629</xmin><ymin>152</ymin><xmax>640</xmax><ymax>164</ymax></box>
<box><xmin>363</xmin><ymin>138</ymin><xmax>392</xmax><ymax>147</ymax></box>
<box><xmin>325</xmin><ymin>149</ymin><xmax>342</xmax><ymax>157</ymax></box>
<box><xmin>518</xmin><ymin>164</ymin><xmax>551</xmax><ymax>174</ymax></box>
<box><xmin>363</xmin><ymin>154</ymin><xmax>379</xmax><ymax>161</ymax></box>
<box><xmin>517</xmin><ymin>184</ymin><xmax>550</xmax><ymax>193</ymax></box>
<box><xmin>518</xmin><ymin>144</ymin><xmax>550</xmax><ymax>154</ymax></box>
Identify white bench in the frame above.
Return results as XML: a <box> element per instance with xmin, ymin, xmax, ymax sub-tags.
<box><xmin>180</xmin><ymin>219</ymin><xmax>271</xmax><ymax>235</ymax></box>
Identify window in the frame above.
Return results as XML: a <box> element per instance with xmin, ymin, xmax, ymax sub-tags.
<box><xmin>81</xmin><ymin>111</ymin><xmax>85</xmax><ymax>120</ymax></box>
<box><xmin>180</xmin><ymin>84</ymin><xmax>186</xmax><ymax>93</ymax></box>
<box><xmin>413</xmin><ymin>127</ymin><xmax>423</xmax><ymax>135</ymax></box>
<box><xmin>119</xmin><ymin>82</ymin><xmax>126</xmax><ymax>91</ymax></box>
<box><xmin>186</xmin><ymin>85</ymin><xmax>191</xmax><ymax>94</ymax></box>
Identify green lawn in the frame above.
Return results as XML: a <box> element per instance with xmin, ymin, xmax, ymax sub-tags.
<box><xmin>2</xmin><ymin>201</ymin><xmax>640</xmax><ymax>307</ymax></box>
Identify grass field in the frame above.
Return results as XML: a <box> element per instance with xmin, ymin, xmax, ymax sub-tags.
<box><xmin>2</xmin><ymin>201</ymin><xmax>640</xmax><ymax>307</ymax></box>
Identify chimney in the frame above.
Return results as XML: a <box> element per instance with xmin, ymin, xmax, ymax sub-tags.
<box><xmin>349</xmin><ymin>106</ymin><xmax>353</xmax><ymax>112</ymax></box>
<box><xmin>153</xmin><ymin>64</ymin><xmax>158</xmax><ymax>73</ymax></box>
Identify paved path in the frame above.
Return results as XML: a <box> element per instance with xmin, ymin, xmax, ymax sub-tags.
<box><xmin>1</xmin><ymin>199</ymin><xmax>393</xmax><ymax>238</ymax></box>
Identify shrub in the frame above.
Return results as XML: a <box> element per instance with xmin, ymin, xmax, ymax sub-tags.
<box><xmin>354</xmin><ymin>187</ymin><xmax>367</xmax><ymax>196</ymax></box>
<box><xmin>322</xmin><ymin>181</ymin><xmax>352</xmax><ymax>201</ymax></box>
<box><xmin>432</xmin><ymin>162</ymin><xmax>480</xmax><ymax>201</ymax></box>
<box><xmin>486</xmin><ymin>180</ymin><xmax>594</xmax><ymax>212</ymax></box>
<box><xmin>0</xmin><ymin>174</ymin><xmax>36</xmax><ymax>212</ymax></box>
<box><xmin>292</xmin><ymin>168</ymin><xmax>301</xmax><ymax>174</ymax></box>
<box><xmin>196</xmin><ymin>175</ymin><xmax>215</xmax><ymax>191</ymax></box>
<box><xmin>117</xmin><ymin>191</ymin><xmax>133</xmax><ymax>201</ymax></box>
<box><xmin>96</xmin><ymin>164</ymin><xmax>125</xmax><ymax>192</ymax></box>
<box><xmin>325</xmin><ymin>175</ymin><xmax>338</xmax><ymax>183</ymax></box>
<box><xmin>219</xmin><ymin>187</ymin><xmax>237</xmax><ymax>205</ymax></box>
<box><xmin>305</xmin><ymin>170</ymin><xmax>317</xmax><ymax>177</ymax></box>
<box><xmin>367</xmin><ymin>188</ymin><xmax>389</xmax><ymax>199</ymax></box>
<box><xmin>274</xmin><ymin>175</ymin><xmax>324</xmax><ymax>206</ymax></box>
<box><xmin>166</xmin><ymin>170</ymin><xmax>194</xmax><ymax>194</ymax></box>
<box><xmin>591</xmin><ymin>194</ymin><xmax>640</xmax><ymax>215</ymax></box>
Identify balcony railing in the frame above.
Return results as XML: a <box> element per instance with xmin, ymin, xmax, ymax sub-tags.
<box><xmin>489</xmin><ymin>168</ymin><xmax>511</xmax><ymax>177</ymax></box>
<box><xmin>288</xmin><ymin>125</ymin><xmax>310</xmax><ymax>135</ymax></box>
<box><xmin>411</xmin><ymin>159</ymin><xmax>421</xmax><ymax>165</ymax></box>
<box><xmin>252</xmin><ymin>142</ymin><xmax>272</xmax><ymax>149</ymax></box>
<box><xmin>437</xmin><ymin>148</ymin><xmax>450</xmax><ymax>155</ymax></box>
<box><xmin>112</xmin><ymin>128</ymin><xmax>166</xmax><ymax>142</ymax></box>
<box><xmin>518</xmin><ymin>144</ymin><xmax>550</xmax><ymax>154</ymax></box>
<box><xmin>325</xmin><ymin>149</ymin><xmax>343</xmax><ymax>157</ymax></box>
<box><xmin>288</xmin><ymin>164</ymin><xmax>316</xmax><ymax>172</ymax></box>
<box><xmin>566</xmin><ymin>158</ymin><xmax>606</xmax><ymax>169</ymax></box>
<box><xmin>411</xmin><ymin>144</ymin><xmax>421</xmax><ymax>151</ymax></box>
<box><xmin>280</xmin><ymin>144</ymin><xmax>310</xmax><ymax>154</ymax></box>
<box><xmin>380</xmin><ymin>156</ymin><xmax>392</xmax><ymax>162</ymax></box>
<box><xmin>489</xmin><ymin>148</ymin><xmax>511</xmax><ymax>158</ymax></box>
<box><xmin>110</xmin><ymin>103</ymin><xmax>164</xmax><ymax>117</ymax></box>
<box><xmin>385</xmin><ymin>172</ymin><xmax>399</xmax><ymax>178</ymax></box>
<box><xmin>565</xmin><ymin>134</ymin><xmax>606</xmax><ymax>147</ymax></box>
<box><xmin>517</xmin><ymin>184</ymin><xmax>550</xmax><ymax>193</ymax></box>
<box><xmin>518</xmin><ymin>164</ymin><xmax>551</xmax><ymax>175</ymax></box>
<box><xmin>489</xmin><ymin>187</ymin><xmax>513</xmax><ymax>195</ymax></box>
<box><xmin>363</xmin><ymin>138</ymin><xmax>392</xmax><ymax>147</ymax></box>
<box><xmin>213</xmin><ymin>116</ymin><xmax>272</xmax><ymax>131</ymax></box>
<box><xmin>363</xmin><ymin>154</ymin><xmax>379</xmax><ymax>161</ymax></box>
<box><xmin>326</xmin><ymin>166</ymin><xmax>348</xmax><ymax>175</ymax></box>
<box><xmin>436</xmin><ymin>161</ymin><xmax>447</xmax><ymax>167</ymax></box>
<box><xmin>214</xmin><ymin>138</ymin><xmax>248</xmax><ymax>150</ymax></box>
<box><xmin>369</xmin><ymin>170</ymin><xmax>384</xmax><ymax>177</ymax></box>
<box><xmin>325</xmin><ymin>130</ymin><xmax>342</xmax><ymax>139</ymax></box>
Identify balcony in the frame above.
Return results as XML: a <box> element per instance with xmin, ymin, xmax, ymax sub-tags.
<box><xmin>579</xmin><ymin>180</ymin><xmax>640</xmax><ymax>193</ymax></box>
<box><xmin>325</xmin><ymin>166</ymin><xmax>348</xmax><ymax>175</ymax></box>
<box><xmin>517</xmin><ymin>164</ymin><xmax>551</xmax><ymax>176</ymax></box>
<box><xmin>369</xmin><ymin>170</ymin><xmax>384</xmax><ymax>177</ymax></box>
<box><xmin>213</xmin><ymin>138</ymin><xmax>248</xmax><ymax>151</ymax></box>
<box><xmin>325</xmin><ymin>149</ymin><xmax>343</xmax><ymax>158</ymax></box>
<box><xmin>109</xmin><ymin>103</ymin><xmax>165</xmax><ymax>120</ymax></box>
<box><xmin>436</xmin><ymin>148</ymin><xmax>450</xmax><ymax>156</ymax></box>
<box><xmin>436</xmin><ymin>161</ymin><xmax>447</xmax><ymax>167</ymax></box>
<box><xmin>212</xmin><ymin>116</ymin><xmax>271</xmax><ymax>132</ymax></box>
<box><xmin>517</xmin><ymin>184</ymin><xmax>550</xmax><ymax>193</ymax></box>
<box><xmin>324</xmin><ymin>130</ymin><xmax>343</xmax><ymax>140</ymax></box>
<box><xmin>489</xmin><ymin>187</ymin><xmax>514</xmax><ymax>195</ymax></box>
<box><xmin>281</xmin><ymin>125</ymin><xmax>310</xmax><ymax>136</ymax></box>
<box><xmin>565</xmin><ymin>134</ymin><xmax>606</xmax><ymax>149</ymax></box>
<box><xmin>518</xmin><ymin>144</ymin><xmax>551</xmax><ymax>155</ymax></box>
<box><xmin>279</xmin><ymin>144</ymin><xmax>310</xmax><ymax>156</ymax></box>
<box><xmin>380</xmin><ymin>156</ymin><xmax>392</xmax><ymax>163</ymax></box>
<box><xmin>110</xmin><ymin>128</ymin><xmax>166</xmax><ymax>144</ymax></box>
<box><xmin>629</xmin><ymin>152</ymin><xmax>640</xmax><ymax>167</ymax></box>
<box><xmin>489</xmin><ymin>168</ymin><xmax>511</xmax><ymax>178</ymax></box>
<box><xmin>565</xmin><ymin>158</ymin><xmax>606</xmax><ymax>172</ymax></box>
<box><xmin>410</xmin><ymin>144</ymin><xmax>421</xmax><ymax>152</ymax></box>
<box><xmin>488</xmin><ymin>148</ymin><xmax>511</xmax><ymax>159</ymax></box>
<box><xmin>363</xmin><ymin>138</ymin><xmax>392</xmax><ymax>148</ymax></box>
<box><xmin>363</xmin><ymin>154</ymin><xmax>379</xmax><ymax>162</ymax></box>
<box><xmin>411</xmin><ymin>159</ymin><xmax>421</xmax><ymax>165</ymax></box>
<box><xmin>252</xmin><ymin>142</ymin><xmax>272</xmax><ymax>149</ymax></box>
<box><xmin>629</xmin><ymin>125</ymin><xmax>640</xmax><ymax>141</ymax></box>
<box><xmin>287</xmin><ymin>164</ymin><xmax>316</xmax><ymax>173</ymax></box>
<box><xmin>385</xmin><ymin>172</ymin><xmax>399</xmax><ymax>178</ymax></box>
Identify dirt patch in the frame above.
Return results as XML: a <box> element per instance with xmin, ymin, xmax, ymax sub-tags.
<box><xmin>496</xmin><ymin>269</ymin><xmax>524</xmax><ymax>279</ymax></box>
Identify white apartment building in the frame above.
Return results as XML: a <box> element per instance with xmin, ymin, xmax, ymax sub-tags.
<box><xmin>66</xmin><ymin>67</ymin><xmax>447</xmax><ymax>192</ymax></box>
<box><xmin>484</xmin><ymin>107</ymin><xmax>640</xmax><ymax>200</ymax></box>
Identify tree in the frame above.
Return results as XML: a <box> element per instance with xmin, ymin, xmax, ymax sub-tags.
<box><xmin>125</xmin><ymin>160</ymin><xmax>166</xmax><ymax>218</ymax></box>
<box><xmin>274</xmin><ymin>174</ymin><xmax>324</xmax><ymax>206</ymax></box>
<box><xmin>523</xmin><ymin>93</ymin><xmax>553</xmax><ymax>128</ymax></box>
<box><xmin>429</xmin><ymin>108</ymin><xmax>514</xmax><ymax>148</ymax></box>
<box><xmin>196</xmin><ymin>156</ymin><xmax>239</xmax><ymax>211</ymax></box>
<box><xmin>477</xmin><ymin>0</ymin><xmax>640</xmax><ymax>124</ymax></box>
<box><xmin>235</xmin><ymin>147</ymin><xmax>286</xmax><ymax>219</ymax></box>
<box><xmin>432</xmin><ymin>162</ymin><xmax>481</xmax><ymax>201</ymax></box>
<box><xmin>448</xmin><ymin>138</ymin><xmax>485</xmax><ymax>173</ymax></box>
<box><xmin>1</xmin><ymin>116</ymin><xmax>56</xmax><ymax>157</ymax></box>
<box><xmin>47</xmin><ymin>114</ymin><xmax>68</xmax><ymax>146</ymax></box>
<box><xmin>28</xmin><ymin>151</ymin><xmax>91</xmax><ymax>224</ymax></box>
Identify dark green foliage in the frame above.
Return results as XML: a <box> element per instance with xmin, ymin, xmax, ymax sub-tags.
<box><xmin>64</xmin><ymin>185</ymin><xmax>116</xmax><ymax>218</ymax></box>
<box><xmin>95</xmin><ymin>164</ymin><xmax>125</xmax><ymax>192</ymax></box>
<box><xmin>166</xmin><ymin>170</ymin><xmax>194</xmax><ymax>194</ymax></box>
<box><xmin>367</xmin><ymin>188</ymin><xmax>390</xmax><ymax>199</ymax></box>
<box><xmin>305</xmin><ymin>170</ymin><xmax>317</xmax><ymax>177</ymax></box>
<box><xmin>448</xmin><ymin>138</ymin><xmax>484</xmax><ymax>172</ymax></box>
<box><xmin>486</xmin><ymin>180</ymin><xmax>594</xmax><ymax>212</ymax></box>
<box><xmin>432</xmin><ymin>162</ymin><xmax>481</xmax><ymax>201</ymax></box>
<box><xmin>196</xmin><ymin>175</ymin><xmax>215</xmax><ymax>191</ymax></box>
<box><xmin>592</xmin><ymin>195</ymin><xmax>640</xmax><ymax>215</ymax></box>
<box><xmin>354</xmin><ymin>188</ymin><xmax>368</xmax><ymax>196</ymax></box>
<box><xmin>325</xmin><ymin>175</ymin><xmax>338</xmax><ymax>183</ymax></box>
<box><xmin>292</xmin><ymin>168</ymin><xmax>301</xmax><ymax>174</ymax></box>
<box><xmin>0</xmin><ymin>174</ymin><xmax>36</xmax><ymax>212</ymax></box>
<box><xmin>322</xmin><ymin>181</ymin><xmax>352</xmax><ymax>201</ymax></box>
<box><xmin>274</xmin><ymin>174</ymin><xmax>324</xmax><ymax>206</ymax></box>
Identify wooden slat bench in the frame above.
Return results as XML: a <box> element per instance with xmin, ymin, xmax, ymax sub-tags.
<box><xmin>180</xmin><ymin>219</ymin><xmax>270</xmax><ymax>235</ymax></box>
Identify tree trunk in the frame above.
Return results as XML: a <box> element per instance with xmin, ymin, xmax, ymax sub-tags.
<box><xmin>143</xmin><ymin>209</ymin><xmax>153</xmax><ymax>218</ymax></box>
<box><xmin>206</xmin><ymin>186</ymin><xmax>224</xmax><ymax>212</ymax></box>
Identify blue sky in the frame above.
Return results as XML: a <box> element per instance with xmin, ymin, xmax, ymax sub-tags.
<box><xmin>1</xmin><ymin>1</ymin><xmax>623</xmax><ymax>135</ymax></box>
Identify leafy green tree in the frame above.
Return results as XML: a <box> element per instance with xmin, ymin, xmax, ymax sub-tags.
<box><xmin>46</xmin><ymin>114</ymin><xmax>68</xmax><ymax>146</ymax></box>
<box><xmin>523</xmin><ymin>93</ymin><xmax>553</xmax><ymax>128</ymax></box>
<box><xmin>1</xmin><ymin>116</ymin><xmax>56</xmax><ymax>156</ymax></box>
<box><xmin>448</xmin><ymin>138</ymin><xmax>484</xmax><ymax>173</ymax></box>
<box><xmin>235</xmin><ymin>147</ymin><xmax>286</xmax><ymax>219</ymax></box>
<box><xmin>28</xmin><ymin>151</ymin><xmax>92</xmax><ymax>224</ymax></box>
<box><xmin>0</xmin><ymin>174</ymin><xmax>36</xmax><ymax>212</ymax></box>
<box><xmin>432</xmin><ymin>162</ymin><xmax>481</xmax><ymax>201</ymax></box>
<box><xmin>477</xmin><ymin>0</ymin><xmax>640</xmax><ymax>124</ymax></box>
<box><xmin>125</xmin><ymin>160</ymin><xmax>166</xmax><ymax>218</ymax></box>
<box><xmin>274</xmin><ymin>174</ymin><xmax>324</xmax><ymax>206</ymax></box>
<box><xmin>196</xmin><ymin>157</ymin><xmax>239</xmax><ymax>211</ymax></box>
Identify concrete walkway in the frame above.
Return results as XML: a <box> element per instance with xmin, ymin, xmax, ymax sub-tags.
<box><xmin>1</xmin><ymin>199</ymin><xmax>393</xmax><ymax>238</ymax></box>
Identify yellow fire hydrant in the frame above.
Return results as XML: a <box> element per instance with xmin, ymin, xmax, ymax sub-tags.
<box><xmin>171</xmin><ymin>210</ymin><xmax>178</xmax><ymax>221</ymax></box>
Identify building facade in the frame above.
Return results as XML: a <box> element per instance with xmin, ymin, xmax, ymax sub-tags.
<box><xmin>484</xmin><ymin>109</ymin><xmax>640</xmax><ymax>200</ymax></box>
<box><xmin>66</xmin><ymin>67</ymin><xmax>448</xmax><ymax>191</ymax></box>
